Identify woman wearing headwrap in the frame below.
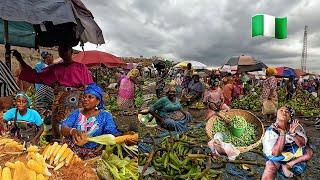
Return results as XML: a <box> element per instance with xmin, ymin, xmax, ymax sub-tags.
<box><xmin>261</xmin><ymin>67</ymin><xmax>278</xmax><ymax>122</ymax></box>
<box><xmin>117</xmin><ymin>68</ymin><xmax>140</xmax><ymax>110</ymax></box>
<box><xmin>148</xmin><ymin>86</ymin><xmax>193</xmax><ymax>132</ymax></box>
<box><xmin>262</xmin><ymin>106</ymin><xmax>313</xmax><ymax>179</ymax></box>
<box><xmin>12</xmin><ymin>46</ymin><xmax>94</xmax><ymax>139</ymax></box>
<box><xmin>0</xmin><ymin>92</ymin><xmax>44</xmax><ymax>145</ymax></box>
<box><xmin>60</xmin><ymin>83</ymin><xmax>122</xmax><ymax>159</ymax></box>
<box><xmin>203</xmin><ymin>78</ymin><xmax>230</xmax><ymax>120</ymax></box>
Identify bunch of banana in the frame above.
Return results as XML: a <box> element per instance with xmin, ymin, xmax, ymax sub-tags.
<box><xmin>42</xmin><ymin>142</ymin><xmax>81</xmax><ymax>171</ymax></box>
<box><xmin>0</xmin><ymin>137</ymin><xmax>24</xmax><ymax>152</ymax></box>
<box><xmin>140</xmin><ymin>136</ymin><xmax>223</xmax><ymax>179</ymax></box>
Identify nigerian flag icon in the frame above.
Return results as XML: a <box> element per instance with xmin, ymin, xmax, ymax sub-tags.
<box><xmin>252</xmin><ymin>14</ymin><xmax>287</xmax><ymax>39</ymax></box>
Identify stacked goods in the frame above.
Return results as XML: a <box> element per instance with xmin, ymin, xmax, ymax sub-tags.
<box><xmin>231</xmin><ymin>90</ymin><xmax>261</xmax><ymax>111</ymax></box>
<box><xmin>212</xmin><ymin>116</ymin><xmax>257</xmax><ymax>147</ymax></box>
<box><xmin>139</xmin><ymin>135</ymin><xmax>223</xmax><ymax>179</ymax></box>
<box><xmin>0</xmin><ymin>137</ymin><xmax>24</xmax><ymax>153</ymax></box>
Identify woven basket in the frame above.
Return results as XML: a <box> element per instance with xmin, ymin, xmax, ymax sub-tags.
<box><xmin>205</xmin><ymin>109</ymin><xmax>264</xmax><ymax>153</ymax></box>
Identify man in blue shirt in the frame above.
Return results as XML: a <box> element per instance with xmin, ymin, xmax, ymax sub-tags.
<box><xmin>34</xmin><ymin>51</ymin><xmax>54</xmax><ymax>91</ymax></box>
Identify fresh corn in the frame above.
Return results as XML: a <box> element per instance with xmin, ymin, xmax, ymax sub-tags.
<box><xmin>54</xmin><ymin>144</ymin><xmax>68</xmax><ymax>163</ymax></box>
<box><xmin>54</xmin><ymin>161</ymin><xmax>65</xmax><ymax>171</ymax></box>
<box><xmin>36</xmin><ymin>174</ymin><xmax>46</xmax><ymax>180</ymax></box>
<box><xmin>115</xmin><ymin>134</ymin><xmax>138</xmax><ymax>144</ymax></box>
<box><xmin>47</xmin><ymin>142</ymin><xmax>58</xmax><ymax>160</ymax></box>
<box><xmin>2</xmin><ymin>167</ymin><xmax>12</xmax><ymax>180</ymax></box>
<box><xmin>43</xmin><ymin>144</ymin><xmax>52</xmax><ymax>160</ymax></box>
<box><xmin>87</xmin><ymin>134</ymin><xmax>116</xmax><ymax>146</ymax></box>
<box><xmin>27</xmin><ymin>160</ymin><xmax>51</xmax><ymax>177</ymax></box>
<box><xmin>27</xmin><ymin>146</ymin><xmax>39</xmax><ymax>153</ymax></box>
<box><xmin>52</xmin><ymin>145</ymin><xmax>62</xmax><ymax>158</ymax></box>
<box><xmin>0</xmin><ymin>166</ymin><xmax>2</xmax><ymax>180</ymax></box>
<box><xmin>5</xmin><ymin>162</ymin><xmax>16</xmax><ymax>169</ymax></box>
<box><xmin>13</xmin><ymin>161</ymin><xmax>26</xmax><ymax>180</ymax></box>
<box><xmin>27</xmin><ymin>170</ymin><xmax>37</xmax><ymax>180</ymax></box>
<box><xmin>49</xmin><ymin>155</ymin><xmax>55</xmax><ymax>165</ymax></box>
<box><xmin>58</xmin><ymin>148</ymin><xmax>72</xmax><ymax>163</ymax></box>
<box><xmin>65</xmin><ymin>152</ymin><xmax>74</xmax><ymax>167</ymax></box>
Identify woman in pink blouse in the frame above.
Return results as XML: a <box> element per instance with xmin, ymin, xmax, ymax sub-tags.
<box><xmin>12</xmin><ymin>45</ymin><xmax>93</xmax><ymax>138</ymax></box>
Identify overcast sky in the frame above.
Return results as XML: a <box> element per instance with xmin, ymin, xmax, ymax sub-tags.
<box><xmin>81</xmin><ymin>0</ymin><xmax>320</xmax><ymax>73</ymax></box>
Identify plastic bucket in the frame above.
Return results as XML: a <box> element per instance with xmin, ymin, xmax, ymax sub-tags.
<box><xmin>231</xmin><ymin>125</ymin><xmax>246</xmax><ymax>137</ymax></box>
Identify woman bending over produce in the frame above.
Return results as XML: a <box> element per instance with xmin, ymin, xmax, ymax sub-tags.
<box><xmin>148</xmin><ymin>86</ymin><xmax>193</xmax><ymax>132</ymax></box>
<box><xmin>262</xmin><ymin>106</ymin><xmax>313</xmax><ymax>179</ymax></box>
<box><xmin>0</xmin><ymin>92</ymin><xmax>44</xmax><ymax>145</ymax></box>
<box><xmin>60</xmin><ymin>83</ymin><xmax>130</xmax><ymax>159</ymax></box>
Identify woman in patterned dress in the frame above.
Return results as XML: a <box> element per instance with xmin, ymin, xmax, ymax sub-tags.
<box><xmin>12</xmin><ymin>46</ymin><xmax>93</xmax><ymax>139</ymax></box>
<box><xmin>117</xmin><ymin>69</ymin><xmax>140</xmax><ymax>110</ymax></box>
<box><xmin>60</xmin><ymin>83</ymin><xmax>122</xmax><ymax>159</ymax></box>
<box><xmin>261</xmin><ymin>67</ymin><xmax>278</xmax><ymax>122</ymax></box>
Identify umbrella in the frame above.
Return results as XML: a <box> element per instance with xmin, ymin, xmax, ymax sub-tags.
<box><xmin>294</xmin><ymin>69</ymin><xmax>307</xmax><ymax>77</ymax></box>
<box><xmin>275</xmin><ymin>67</ymin><xmax>297</xmax><ymax>77</ymax></box>
<box><xmin>221</xmin><ymin>55</ymin><xmax>268</xmax><ymax>73</ymax></box>
<box><xmin>72</xmin><ymin>50</ymin><xmax>125</xmax><ymax>67</ymax></box>
<box><xmin>0</xmin><ymin>0</ymin><xmax>104</xmax><ymax>69</ymax></box>
<box><xmin>174</xmin><ymin>60</ymin><xmax>207</xmax><ymax>69</ymax></box>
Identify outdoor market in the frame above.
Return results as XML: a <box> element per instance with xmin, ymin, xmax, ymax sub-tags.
<box><xmin>0</xmin><ymin>0</ymin><xmax>319</xmax><ymax>180</ymax></box>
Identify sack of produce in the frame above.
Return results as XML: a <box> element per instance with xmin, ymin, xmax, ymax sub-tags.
<box><xmin>262</xmin><ymin>99</ymin><xmax>277</xmax><ymax>115</ymax></box>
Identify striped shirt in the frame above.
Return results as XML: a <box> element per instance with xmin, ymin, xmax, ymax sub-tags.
<box><xmin>0</xmin><ymin>61</ymin><xmax>20</xmax><ymax>97</ymax></box>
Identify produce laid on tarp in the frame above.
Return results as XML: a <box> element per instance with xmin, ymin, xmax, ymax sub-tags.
<box><xmin>139</xmin><ymin>134</ymin><xmax>223</xmax><ymax>179</ymax></box>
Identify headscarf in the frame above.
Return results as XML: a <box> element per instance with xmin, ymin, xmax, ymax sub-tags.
<box><xmin>266</xmin><ymin>67</ymin><xmax>277</xmax><ymax>76</ymax></box>
<box><xmin>165</xmin><ymin>85</ymin><xmax>176</xmax><ymax>94</ymax></box>
<box><xmin>15</xmin><ymin>92</ymin><xmax>32</xmax><ymax>108</ymax></box>
<box><xmin>127</xmin><ymin>68</ymin><xmax>140</xmax><ymax>78</ymax></box>
<box><xmin>84</xmin><ymin>83</ymin><xmax>104</xmax><ymax>110</ymax></box>
<box><xmin>285</xmin><ymin>106</ymin><xmax>295</xmax><ymax>120</ymax></box>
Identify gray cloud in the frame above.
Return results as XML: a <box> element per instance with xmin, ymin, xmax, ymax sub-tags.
<box><xmin>82</xmin><ymin>0</ymin><xmax>320</xmax><ymax>73</ymax></box>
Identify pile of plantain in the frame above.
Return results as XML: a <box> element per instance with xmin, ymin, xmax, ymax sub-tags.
<box><xmin>139</xmin><ymin>135</ymin><xmax>223</xmax><ymax>179</ymax></box>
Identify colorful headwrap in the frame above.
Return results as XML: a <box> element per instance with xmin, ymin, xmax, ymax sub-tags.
<box><xmin>15</xmin><ymin>92</ymin><xmax>32</xmax><ymax>107</ymax></box>
<box><xmin>285</xmin><ymin>106</ymin><xmax>295</xmax><ymax>120</ymax></box>
<box><xmin>84</xmin><ymin>83</ymin><xmax>105</xmax><ymax>110</ymax></box>
<box><xmin>266</xmin><ymin>67</ymin><xmax>277</xmax><ymax>76</ymax></box>
<box><xmin>127</xmin><ymin>69</ymin><xmax>140</xmax><ymax>78</ymax></box>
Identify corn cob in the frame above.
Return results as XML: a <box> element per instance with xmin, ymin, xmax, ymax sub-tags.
<box><xmin>58</xmin><ymin>148</ymin><xmax>72</xmax><ymax>163</ymax></box>
<box><xmin>52</xmin><ymin>145</ymin><xmax>62</xmax><ymax>158</ymax></box>
<box><xmin>27</xmin><ymin>169</ymin><xmax>37</xmax><ymax>180</ymax></box>
<box><xmin>87</xmin><ymin>134</ymin><xmax>116</xmax><ymax>145</ymax></box>
<box><xmin>27</xmin><ymin>160</ymin><xmax>51</xmax><ymax>177</ymax></box>
<box><xmin>5</xmin><ymin>162</ymin><xmax>16</xmax><ymax>169</ymax></box>
<box><xmin>49</xmin><ymin>155</ymin><xmax>55</xmax><ymax>165</ymax></box>
<box><xmin>27</xmin><ymin>146</ymin><xmax>39</xmax><ymax>153</ymax></box>
<box><xmin>0</xmin><ymin>166</ymin><xmax>2</xmax><ymax>180</ymax></box>
<box><xmin>65</xmin><ymin>152</ymin><xmax>74</xmax><ymax>167</ymax></box>
<box><xmin>115</xmin><ymin>134</ymin><xmax>138</xmax><ymax>144</ymax></box>
<box><xmin>13</xmin><ymin>161</ymin><xmax>26</xmax><ymax>180</ymax></box>
<box><xmin>53</xmin><ymin>161</ymin><xmax>65</xmax><ymax>171</ymax></box>
<box><xmin>36</xmin><ymin>174</ymin><xmax>46</xmax><ymax>180</ymax></box>
<box><xmin>43</xmin><ymin>144</ymin><xmax>52</xmax><ymax>160</ymax></box>
<box><xmin>47</xmin><ymin>142</ymin><xmax>58</xmax><ymax>160</ymax></box>
<box><xmin>2</xmin><ymin>167</ymin><xmax>12</xmax><ymax>180</ymax></box>
<box><xmin>54</xmin><ymin>144</ymin><xmax>68</xmax><ymax>163</ymax></box>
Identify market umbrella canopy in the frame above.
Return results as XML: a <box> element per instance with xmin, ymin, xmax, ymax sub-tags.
<box><xmin>0</xmin><ymin>0</ymin><xmax>104</xmax><ymax>47</ymax></box>
<box><xmin>174</xmin><ymin>60</ymin><xmax>207</xmax><ymax>69</ymax></box>
<box><xmin>222</xmin><ymin>55</ymin><xmax>267</xmax><ymax>73</ymax></box>
<box><xmin>275</xmin><ymin>67</ymin><xmax>297</xmax><ymax>77</ymax></box>
<box><xmin>72</xmin><ymin>50</ymin><xmax>125</xmax><ymax>67</ymax></box>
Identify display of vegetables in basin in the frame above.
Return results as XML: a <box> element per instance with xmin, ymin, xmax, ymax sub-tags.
<box><xmin>231</xmin><ymin>115</ymin><xmax>247</xmax><ymax>128</ymax></box>
<box><xmin>212</xmin><ymin>116</ymin><xmax>257</xmax><ymax>147</ymax></box>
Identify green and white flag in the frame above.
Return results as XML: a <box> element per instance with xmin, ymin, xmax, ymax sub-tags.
<box><xmin>252</xmin><ymin>14</ymin><xmax>287</xmax><ymax>39</ymax></box>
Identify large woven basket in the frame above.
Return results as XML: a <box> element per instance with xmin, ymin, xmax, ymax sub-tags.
<box><xmin>205</xmin><ymin>109</ymin><xmax>265</xmax><ymax>153</ymax></box>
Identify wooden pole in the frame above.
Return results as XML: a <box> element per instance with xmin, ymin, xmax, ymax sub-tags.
<box><xmin>3</xmin><ymin>20</ymin><xmax>11</xmax><ymax>70</ymax></box>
